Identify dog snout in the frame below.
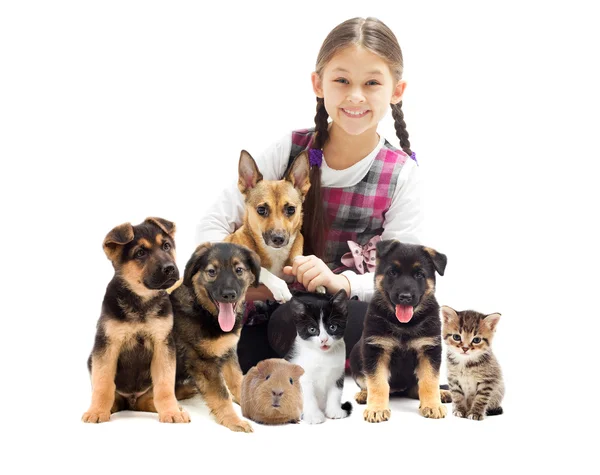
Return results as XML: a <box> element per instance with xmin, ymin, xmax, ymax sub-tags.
<box><xmin>396</xmin><ymin>292</ymin><xmax>413</xmax><ymax>304</ymax></box>
<box><xmin>220</xmin><ymin>289</ymin><xmax>238</xmax><ymax>302</ymax></box>
<box><xmin>162</xmin><ymin>264</ymin><xmax>176</xmax><ymax>276</ymax></box>
<box><xmin>270</xmin><ymin>231</ymin><xmax>288</xmax><ymax>247</ymax></box>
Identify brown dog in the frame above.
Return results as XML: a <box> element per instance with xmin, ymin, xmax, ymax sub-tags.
<box><xmin>82</xmin><ymin>217</ymin><xmax>190</xmax><ymax>423</ymax></box>
<box><xmin>171</xmin><ymin>242</ymin><xmax>261</xmax><ymax>432</ymax></box>
<box><xmin>224</xmin><ymin>150</ymin><xmax>311</xmax><ymax>302</ymax></box>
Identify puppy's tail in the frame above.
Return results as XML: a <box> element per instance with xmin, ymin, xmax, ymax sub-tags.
<box><xmin>486</xmin><ymin>406</ymin><xmax>503</xmax><ymax>416</ymax></box>
<box><xmin>341</xmin><ymin>401</ymin><xmax>353</xmax><ymax>416</ymax></box>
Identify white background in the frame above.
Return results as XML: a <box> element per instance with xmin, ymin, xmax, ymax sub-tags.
<box><xmin>1</xmin><ymin>0</ymin><xmax>598</xmax><ymax>473</ymax></box>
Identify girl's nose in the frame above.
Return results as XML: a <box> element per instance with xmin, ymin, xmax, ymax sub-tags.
<box><xmin>347</xmin><ymin>89</ymin><xmax>365</xmax><ymax>103</ymax></box>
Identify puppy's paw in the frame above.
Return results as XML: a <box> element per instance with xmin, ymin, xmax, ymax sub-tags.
<box><xmin>467</xmin><ymin>411</ymin><xmax>484</xmax><ymax>421</ymax></box>
<box><xmin>419</xmin><ymin>403</ymin><xmax>447</xmax><ymax>419</ymax></box>
<box><xmin>228</xmin><ymin>419</ymin><xmax>254</xmax><ymax>432</ymax></box>
<box><xmin>302</xmin><ymin>410</ymin><xmax>326</xmax><ymax>424</ymax></box>
<box><xmin>159</xmin><ymin>407</ymin><xmax>191</xmax><ymax>423</ymax></box>
<box><xmin>355</xmin><ymin>389</ymin><xmax>368</xmax><ymax>405</ymax></box>
<box><xmin>363</xmin><ymin>408</ymin><xmax>391</xmax><ymax>423</ymax></box>
<box><xmin>82</xmin><ymin>410</ymin><xmax>111</xmax><ymax>423</ymax></box>
<box><xmin>266</xmin><ymin>277</ymin><xmax>293</xmax><ymax>303</ymax></box>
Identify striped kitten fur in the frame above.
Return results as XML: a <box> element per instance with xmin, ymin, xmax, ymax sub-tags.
<box><xmin>441</xmin><ymin>307</ymin><xmax>504</xmax><ymax>420</ymax></box>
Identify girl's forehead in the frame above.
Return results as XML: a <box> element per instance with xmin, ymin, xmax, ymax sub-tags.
<box><xmin>324</xmin><ymin>45</ymin><xmax>392</xmax><ymax>77</ymax></box>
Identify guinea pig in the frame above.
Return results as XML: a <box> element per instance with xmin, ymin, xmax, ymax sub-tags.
<box><xmin>241</xmin><ymin>358</ymin><xmax>304</xmax><ymax>425</ymax></box>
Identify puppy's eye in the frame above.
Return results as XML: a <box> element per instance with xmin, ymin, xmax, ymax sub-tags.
<box><xmin>329</xmin><ymin>324</ymin><xmax>337</xmax><ymax>332</ymax></box>
<box><xmin>135</xmin><ymin>249</ymin><xmax>147</xmax><ymax>259</ymax></box>
<box><xmin>162</xmin><ymin>242</ymin><xmax>171</xmax><ymax>251</ymax></box>
<box><xmin>472</xmin><ymin>337</ymin><xmax>482</xmax><ymax>344</ymax></box>
<box><xmin>289</xmin><ymin>378</ymin><xmax>293</xmax><ymax>385</ymax></box>
<box><xmin>257</xmin><ymin>206</ymin><xmax>268</xmax><ymax>216</ymax></box>
<box><xmin>207</xmin><ymin>268</ymin><xmax>216</xmax><ymax>277</ymax></box>
<box><xmin>414</xmin><ymin>270</ymin><xmax>424</xmax><ymax>279</ymax></box>
<box><xmin>387</xmin><ymin>269</ymin><xmax>397</xmax><ymax>277</ymax></box>
<box><xmin>308</xmin><ymin>327</ymin><xmax>318</xmax><ymax>335</ymax></box>
<box><xmin>266</xmin><ymin>374</ymin><xmax>271</xmax><ymax>380</ymax></box>
<box><xmin>236</xmin><ymin>267</ymin><xmax>244</xmax><ymax>275</ymax></box>
<box><xmin>286</xmin><ymin>206</ymin><xmax>296</xmax><ymax>216</ymax></box>
<box><xmin>452</xmin><ymin>334</ymin><xmax>461</xmax><ymax>342</ymax></box>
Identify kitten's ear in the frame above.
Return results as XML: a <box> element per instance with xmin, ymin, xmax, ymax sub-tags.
<box><xmin>441</xmin><ymin>306</ymin><xmax>458</xmax><ymax>325</ymax></box>
<box><xmin>256</xmin><ymin>359</ymin><xmax>276</xmax><ymax>378</ymax></box>
<box><xmin>289</xmin><ymin>297</ymin><xmax>306</xmax><ymax>319</ymax></box>
<box><xmin>291</xmin><ymin>363</ymin><xmax>305</xmax><ymax>379</ymax></box>
<box><xmin>483</xmin><ymin>313</ymin><xmax>501</xmax><ymax>333</ymax></box>
<box><xmin>423</xmin><ymin>246</ymin><xmax>447</xmax><ymax>276</ymax></box>
<box><xmin>331</xmin><ymin>289</ymin><xmax>348</xmax><ymax>308</ymax></box>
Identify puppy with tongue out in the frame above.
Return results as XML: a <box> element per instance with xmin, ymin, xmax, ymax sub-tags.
<box><xmin>349</xmin><ymin>239</ymin><xmax>450</xmax><ymax>423</ymax></box>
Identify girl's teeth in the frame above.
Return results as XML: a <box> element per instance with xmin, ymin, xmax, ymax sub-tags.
<box><xmin>344</xmin><ymin>109</ymin><xmax>367</xmax><ymax>115</ymax></box>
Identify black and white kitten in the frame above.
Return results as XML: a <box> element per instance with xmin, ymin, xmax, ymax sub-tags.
<box><xmin>285</xmin><ymin>289</ymin><xmax>352</xmax><ymax>424</ymax></box>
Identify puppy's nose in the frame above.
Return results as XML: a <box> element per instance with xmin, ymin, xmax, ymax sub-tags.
<box><xmin>272</xmin><ymin>390</ymin><xmax>283</xmax><ymax>397</ymax></box>
<box><xmin>221</xmin><ymin>289</ymin><xmax>238</xmax><ymax>301</ymax></box>
<box><xmin>397</xmin><ymin>293</ymin><xmax>413</xmax><ymax>303</ymax></box>
<box><xmin>162</xmin><ymin>264</ymin><xmax>176</xmax><ymax>276</ymax></box>
<box><xmin>271</xmin><ymin>234</ymin><xmax>286</xmax><ymax>246</ymax></box>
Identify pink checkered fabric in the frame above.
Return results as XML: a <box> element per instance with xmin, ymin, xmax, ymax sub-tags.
<box><xmin>288</xmin><ymin>128</ymin><xmax>414</xmax><ymax>272</ymax></box>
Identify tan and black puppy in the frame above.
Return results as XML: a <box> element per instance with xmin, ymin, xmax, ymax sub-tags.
<box><xmin>350</xmin><ymin>239</ymin><xmax>451</xmax><ymax>423</ymax></box>
<box><xmin>171</xmin><ymin>242</ymin><xmax>260</xmax><ymax>432</ymax></box>
<box><xmin>82</xmin><ymin>217</ymin><xmax>190</xmax><ymax>424</ymax></box>
<box><xmin>224</xmin><ymin>150</ymin><xmax>311</xmax><ymax>302</ymax></box>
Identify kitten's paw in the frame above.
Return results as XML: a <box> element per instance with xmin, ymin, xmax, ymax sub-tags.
<box><xmin>355</xmin><ymin>389</ymin><xmax>367</xmax><ymax>405</ymax></box>
<box><xmin>325</xmin><ymin>406</ymin><xmax>349</xmax><ymax>419</ymax></box>
<box><xmin>453</xmin><ymin>409</ymin><xmax>466</xmax><ymax>418</ymax></box>
<box><xmin>302</xmin><ymin>410</ymin><xmax>326</xmax><ymax>424</ymax></box>
<box><xmin>440</xmin><ymin>389</ymin><xmax>453</xmax><ymax>403</ymax></box>
<box><xmin>364</xmin><ymin>408</ymin><xmax>391</xmax><ymax>423</ymax></box>
<box><xmin>419</xmin><ymin>403</ymin><xmax>447</xmax><ymax>419</ymax></box>
<box><xmin>467</xmin><ymin>412</ymin><xmax>484</xmax><ymax>421</ymax></box>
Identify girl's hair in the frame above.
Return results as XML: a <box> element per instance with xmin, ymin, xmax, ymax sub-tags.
<box><xmin>303</xmin><ymin>17</ymin><xmax>411</xmax><ymax>260</ymax></box>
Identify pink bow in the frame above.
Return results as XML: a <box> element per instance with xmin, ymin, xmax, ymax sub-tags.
<box><xmin>340</xmin><ymin>236</ymin><xmax>381</xmax><ymax>274</ymax></box>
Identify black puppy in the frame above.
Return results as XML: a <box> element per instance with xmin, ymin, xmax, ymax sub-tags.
<box><xmin>82</xmin><ymin>217</ymin><xmax>190</xmax><ymax>423</ymax></box>
<box><xmin>171</xmin><ymin>242</ymin><xmax>260</xmax><ymax>432</ymax></box>
<box><xmin>350</xmin><ymin>239</ymin><xmax>450</xmax><ymax>423</ymax></box>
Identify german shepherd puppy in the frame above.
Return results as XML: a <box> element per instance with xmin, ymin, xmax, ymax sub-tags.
<box><xmin>224</xmin><ymin>150</ymin><xmax>311</xmax><ymax>302</ymax></box>
<box><xmin>82</xmin><ymin>217</ymin><xmax>190</xmax><ymax>423</ymax></box>
<box><xmin>350</xmin><ymin>240</ymin><xmax>451</xmax><ymax>423</ymax></box>
<box><xmin>171</xmin><ymin>242</ymin><xmax>261</xmax><ymax>432</ymax></box>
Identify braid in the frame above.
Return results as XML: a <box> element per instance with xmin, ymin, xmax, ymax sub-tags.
<box><xmin>313</xmin><ymin>97</ymin><xmax>330</xmax><ymax>150</ymax></box>
<box><xmin>391</xmin><ymin>102</ymin><xmax>412</xmax><ymax>156</ymax></box>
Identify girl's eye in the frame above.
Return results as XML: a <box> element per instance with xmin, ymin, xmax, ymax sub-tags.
<box><xmin>257</xmin><ymin>206</ymin><xmax>268</xmax><ymax>216</ymax></box>
<box><xmin>162</xmin><ymin>242</ymin><xmax>171</xmax><ymax>251</ymax></box>
<box><xmin>207</xmin><ymin>269</ymin><xmax>216</xmax><ymax>277</ymax></box>
<box><xmin>366</xmin><ymin>80</ymin><xmax>381</xmax><ymax>86</ymax></box>
<box><xmin>308</xmin><ymin>327</ymin><xmax>317</xmax><ymax>335</ymax></box>
<box><xmin>135</xmin><ymin>249</ymin><xmax>147</xmax><ymax>258</ymax></box>
<box><xmin>286</xmin><ymin>206</ymin><xmax>296</xmax><ymax>216</ymax></box>
<box><xmin>452</xmin><ymin>334</ymin><xmax>461</xmax><ymax>342</ymax></box>
<box><xmin>289</xmin><ymin>378</ymin><xmax>293</xmax><ymax>385</ymax></box>
<box><xmin>329</xmin><ymin>324</ymin><xmax>337</xmax><ymax>332</ymax></box>
<box><xmin>335</xmin><ymin>78</ymin><xmax>349</xmax><ymax>84</ymax></box>
<box><xmin>236</xmin><ymin>267</ymin><xmax>244</xmax><ymax>276</ymax></box>
<box><xmin>472</xmin><ymin>337</ymin><xmax>482</xmax><ymax>344</ymax></box>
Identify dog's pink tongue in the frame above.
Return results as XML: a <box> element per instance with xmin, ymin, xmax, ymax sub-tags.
<box><xmin>218</xmin><ymin>303</ymin><xmax>236</xmax><ymax>332</ymax></box>
<box><xmin>395</xmin><ymin>305</ymin><xmax>414</xmax><ymax>323</ymax></box>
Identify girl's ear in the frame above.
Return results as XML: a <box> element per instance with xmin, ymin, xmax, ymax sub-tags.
<box><xmin>311</xmin><ymin>72</ymin><xmax>324</xmax><ymax>98</ymax></box>
<box><xmin>390</xmin><ymin>80</ymin><xmax>407</xmax><ymax>105</ymax></box>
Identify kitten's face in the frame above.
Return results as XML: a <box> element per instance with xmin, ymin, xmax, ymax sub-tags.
<box><xmin>441</xmin><ymin>307</ymin><xmax>500</xmax><ymax>360</ymax></box>
<box><xmin>289</xmin><ymin>290</ymin><xmax>348</xmax><ymax>352</ymax></box>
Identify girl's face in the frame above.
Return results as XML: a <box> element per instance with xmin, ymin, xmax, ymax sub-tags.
<box><xmin>312</xmin><ymin>45</ymin><xmax>406</xmax><ymax>137</ymax></box>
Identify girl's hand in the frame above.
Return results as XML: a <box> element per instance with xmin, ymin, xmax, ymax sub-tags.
<box><xmin>283</xmin><ymin>255</ymin><xmax>350</xmax><ymax>294</ymax></box>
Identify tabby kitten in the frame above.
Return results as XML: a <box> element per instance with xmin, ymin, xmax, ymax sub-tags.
<box><xmin>285</xmin><ymin>290</ymin><xmax>352</xmax><ymax>424</ymax></box>
<box><xmin>441</xmin><ymin>306</ymin><xmax>504</xmax><ymax>420</ymax></box>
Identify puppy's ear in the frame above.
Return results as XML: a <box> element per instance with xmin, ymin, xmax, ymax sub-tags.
<box><xmin>183</xmin><ymin>242</ymin><xmax>212</xmax><ymax>287</ymax></box>
<box><xmin>376</xmin><ymin>239</ymin><xmax>400</xmax><ymax>262</ymax></box>
<box><xmin>238</xmin><ymin>150</ymin><xmax>263</xmax><ymax>194</ymax></box>
<box><xmin>440</xmin><ymin>305</ymin><xmax>458</xmax><ymax>326</ymax></box>
<box><xmin>241</xmin><ymin>245</ymin><xmax>261</xmax><ymax>287</ymax></box>
<box><xmin>145</xmin><ymin>217</ymin><xmax>176</xmax><ymax>237</ymax></box>
<box><xmin>423</xmin><ymin>247</ymin><xmax>447</xmax><ymax>276</ymax></box>
<box><xmin>285</xmin><ymin>151</ymin><xmax>311</xmax><ymax>197</ymax></box>
<box><xmin>103</xmin><ymin>223</ymin><xmax>134</xmax><ymax>261</ymax></box>
<box><xmin>256</xmin><ymin>359</ymin><xmax>276</xmax><ymax>378</ymax></box>
<box><xmin>482</xmin><ymin>313</ymin><xmax>501</xmax><ymax>333</ymax></box>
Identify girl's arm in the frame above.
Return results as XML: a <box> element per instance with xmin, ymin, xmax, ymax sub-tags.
<box><xmin>341</xmin><ymin>159</ymin><xmax>424</xmax><ymax>302</ymax></box>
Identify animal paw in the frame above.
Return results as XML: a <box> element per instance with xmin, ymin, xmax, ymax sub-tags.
<box><xmin>355</xmin><ymin>389</ymin><xmax>367</xmax><ymax>405</ymax></box>
<box><xmin>302</xmin><ymin>410</ymin><xmax>326</xmax><ymax>424</ymax></box>
<box><xmin>223</xmin><ymin>418</ymin><xmax>254</xmax><ymax>432</ymax></box>
<box><xmin>363</xmin><ymin>408</ymin><xmax>391</xmax><ymax>423</ymax></box>
<box><xmin>82</xmin><ymin>409</ymin><xmax>111</xmax><ymax>423</ymax></box>
<box><xmin>419</xmin><ymin>403</ymin><xmax>447</xmax><ymax>419</ymax></box>
<box><xmin>325</xmin><ymin>406</ymin><xmax>349</xmax><ymax>419</ymax></box>
<box><xmin>467</xmin><ymin>412</ymin><xmax>484</xmax><ymax>421</ymax></box>
<box><xmin>159</xmin><ymin>407</ymin><xmax>191</xmax><ymax>423</ymax></box>
<box><xmin>265</xmin><ymin>277</ymin><xmax>293</xmax><ymax>302</ymax></box>
<box><xmin>440</xmin><ymin>389</ymin><xmax>453</xmax><ymax>403</ymax></box>
<box><xmin>453</xmin><ymin>409</ymin><xmax>466</xmax><ymax>418</ymax></box>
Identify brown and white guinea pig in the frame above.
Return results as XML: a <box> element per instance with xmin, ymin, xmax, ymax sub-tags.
<box><xmin>241</xmin><ymin>358</ymin><xmax>304</xmax><ymax>425</ymax></box>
